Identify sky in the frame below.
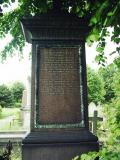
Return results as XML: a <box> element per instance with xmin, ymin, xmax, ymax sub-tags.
<box><xmin>0</xmin><ymin>35</ymin><xmax>31</xmax><ymax>85</ymax></box>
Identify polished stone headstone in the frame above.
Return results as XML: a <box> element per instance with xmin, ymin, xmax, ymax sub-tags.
<box><xmin>21</xmin><ymin>3</ymin><xmax>99</xmax><ymax>160</ymax></box>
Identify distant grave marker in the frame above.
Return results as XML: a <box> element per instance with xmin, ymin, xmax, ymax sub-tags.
<box><xmin>21</xmin><ymin>90</ymin><xmax>27</xmax><ymax>108</ymax></box>
<box><xmin>21</xmin><ymin>76</ymin><xmax>31</xmax><ymax>130</ymax></box>
<box><xmin>89</xmin><ymin>110</ymin><xmax>103</xmax><ymax>135</ymax></box>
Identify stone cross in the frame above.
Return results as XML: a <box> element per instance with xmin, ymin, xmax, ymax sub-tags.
<box><xmin>89</xmin><ymin>110</ymin><xmax>103</xmax><ymax>135</ymax></box>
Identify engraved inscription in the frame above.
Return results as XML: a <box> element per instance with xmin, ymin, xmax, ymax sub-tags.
<box><xmin>38</xmin><ymin>47</ymin><xmax>81</xmax><ymax>124</ymax></box>
<box><xmin>39</xmin><ymin>48</ymin><xmax>80</xmax><ymax>95</ymax></box>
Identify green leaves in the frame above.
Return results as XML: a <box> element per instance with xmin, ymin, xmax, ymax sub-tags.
<box><xmin>0</xmin><ymin>84</ymin><xmax>14</xmax><ymax>107</ymax></box>
<box><xmin>88</xmin><ymin>0</ymin><xmax>120</xmax><ymax>65</ymax></box>
<box><xmin>73</xmin><ymin>152</ymin><xmax>99</xmax><ymax>160</ymax></box>
<box><xmin>0</xmin><ymin>82</ymin><xmax>25</xmax><ymax>108</ymax></box>
<box><xmin>0</xmin><ymin>0</ymin><xmax>3</xmax><ymax>4</ymax></box>
<box><xmin>86</xmin><ymin>27</ymin><xmax>100</xmax><ymax>47</ymax></box>
<box><xmin>87</xmin><ymin>67</ymin><xmax>105</xmax><ymax>105</ymax></box>
<box><xmin>89</xmin><ymin>0</ymin><xmax>109</xmax><ymax>26</ymax></box>
<box><xmin>0</xmin><ymin>0</ymin><xmax>119</xmax><ymax>61</ymax></box>
<box><xmin>10</xmin><ymin>81</ymin><xmax>25</xmax><ymax>103</ymax></box>
<box><xmin>0</xmin><ymin>3</ymin><xmax>26</xmax><ymax>60</ymax></box>
<box><xmin>98</xmin><ymin>64</ymin><xmax>116</xmax><ymax>102</ymax></box>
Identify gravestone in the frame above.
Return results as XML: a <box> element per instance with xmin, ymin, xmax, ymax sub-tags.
<box><xmin>89</xmin><ymin>110</ymin><xmax>103</xmax><ymax>135</ymax></box>
<box><xmin>21</xmin><ymin>1</ymin><xmax>99</xmax><ymax>160</ymax></box>
<box><xmin>21</xmin><ymin>90</ymin><xmax>27</xmax><ymax>109</ymax></box>
<box><xmin>21</xmin><ymin>76</ymin><xmax>31</xmax><ymax>130</ymax></box>
<box><xmin>88</xmin><ymin>102</ymin><xmax>97</xmax><ymax>117</ymax></box>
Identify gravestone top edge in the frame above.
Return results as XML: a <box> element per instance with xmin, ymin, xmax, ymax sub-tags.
<box><xmin>21</xmin><ymin>9</ymin><xmax>90</xmax><ymax>43</ymax></box>
<box><xmin>21</xmin><ymin>9</ymin><xmax>89</xmax><ymax>27</ymax></box>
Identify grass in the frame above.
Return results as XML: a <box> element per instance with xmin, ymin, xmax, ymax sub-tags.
<box><xmin>0</xmin><ymin>108</ymin><xmax>23</xmax><ymax>131</ymax></box>
<box><xmin>0</xmin><ymin>108</ymin><xmax>20</xmax><ymax>119</ymax></box>
<box><xmin>11</xmin><ymin>144</ymin><xmax>22</xmax><ymax>160</ymax></box>
<box><xmin>0</xmin><ymin>120</ymin><xmax>23</xmax><ymax>131</ymax></box>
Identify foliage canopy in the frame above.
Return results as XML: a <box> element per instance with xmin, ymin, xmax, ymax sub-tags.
<box><xmin>0</xmin><ymin>81</ymin><xmax>25</xmax><ymax>108</ymax></box>
<box><xmin>10</xmin><ymin>81</ymin><xmax>25</xmax><ymax>103</ymax></box>
<box><xmin>98</xmin><ymin>64</ymin><xmax>116</xmax><ymax>102</ymax></box>
<box><xmin>0</xmin><ymin>0</ymin><xmax>120</xmax><ymax>62</ymax></box>
<box><xmin>0</xmin><ymin>84</ymin><xmax>14</xmax><ymax>107</ymax></box>
<box><xmin>87</xmin><ymin>66</ymin><xmax>105</xmax><ymax>104</ymax></box>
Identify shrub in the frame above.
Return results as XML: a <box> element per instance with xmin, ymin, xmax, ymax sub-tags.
<box><xmin>10</xmin><ymin>82</ymin><xmax>25</xmax><ymax>104</ymax></box>
<box><xmin>14</xmin><ymin>102</ymin><xmax>21</xmax><ymax>108</ymax></box>
<box><xmin>0</xmin><ymin>84</ymin><xmax>14</xmax><ymax>108</ymax></box>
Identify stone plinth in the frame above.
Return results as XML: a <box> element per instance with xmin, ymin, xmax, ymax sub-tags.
<box><xmin>22</xmin><ymin>131</ymin><xmax>98</xmax><ymax>160</ymax></box>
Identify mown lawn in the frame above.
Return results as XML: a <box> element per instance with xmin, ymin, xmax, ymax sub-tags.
<box><xmin>0</xmin><ymin>108</ymin><xmax>20</xmax><ymax>119</ymax></box>
<box><xmin>0</xmin><ymin>108</ymin><xmax>23</xmax><ymax>131</ymax></box>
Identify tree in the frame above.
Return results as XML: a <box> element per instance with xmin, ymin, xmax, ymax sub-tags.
<box><xmin>87</xmin><ymin>66</ymin><xmax>105</xmax><ymax>104</ymax></box>
<box><xmin>98</xmin><ymin>57</ymin><xmax>120</xmax><ymax>103</ymax></box>
<box><xmin>112</xmin><ymin>57</ymin><xmax>120</xmax><ymax>97</ymax></box>
<box><xmin>0</xmin><ymin>84</ymin><xmax>14</xmax><ymax>107</ymax></box>
<box><xmin>10</xmin><ymin>81</ymin><xmax>25</xmax><ymax>103</ymax></box>
<box><xmin>98</xmin><ymin>64</ymin><xmax>116</xmax><ymax>103</ymax></box>
<box><xmin>0</xmin><ymin>0</ymin><xmax>120</xmax><ymax>62</ymax></box>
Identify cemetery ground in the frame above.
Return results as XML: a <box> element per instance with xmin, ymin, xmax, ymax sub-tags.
<box><xmin>0</xmin><ymin>107</ymin><xmax>25</xmax><ymax>160</ymax></box>
<box><xmin>0</xmin><ymin>107</ymin><xmax>22</xmax><ymax>160</ymax></box>
<box><xmin>0</xmin><ymin>108</ymin><xmax>22</xmax><ymax>131</ymax></box>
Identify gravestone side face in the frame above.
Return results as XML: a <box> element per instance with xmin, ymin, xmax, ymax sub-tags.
<box><xmin>89</xmin><ymin>110</ymin><xmax>103</xmax><ymax>135</ymax></box>
<box><xmin>88</xmin><ymin>102</ymin><xmax>97</xmax><ymax>117</ymax></box>
<box><xmin>21</xmin><ymin>4</ymin><xmax>99</xmax><ymax>160</ymax></box>
<box><xmin>26</xmin><ymin>76</ymin><xmax>31</xmax><ymax>109</ymax></box>
<box><xmin>21</xmin><ymin>90</ymin><xmax>27</xmax><ymax>109</ymax></box>
<box><xmin>21</xmin><ymin>90</ymin><xmax>27</xmax><ymax>127</ymax></box>
<box><xmin>21</xmin><ymin>77</ymin><xmax>31</xmax><ymax>130</ymax></box>
<box><xmin>88</xmin><ymin>102</ymin><xmax>103</xmax><ymax>134</ymax></box>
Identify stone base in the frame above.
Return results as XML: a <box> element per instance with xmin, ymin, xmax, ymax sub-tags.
<box><xmin>22</xmin><ymin>129</ymin><xmax>99</xmax><ymax>160</ymax></box>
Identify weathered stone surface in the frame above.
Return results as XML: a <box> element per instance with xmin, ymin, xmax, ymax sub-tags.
<box><xmin>22</xmin><ymin>130</ymin><xmax>99</xmax><ymax>160</ymax></box>
<box><xmin>21</xmin><ymin>4</ymin><xmax>99</xmax><ymax>160</ymax></box>
<box><xmin>38</xmin><ymin>47</ymin><xmax>81</xmax><ymax>124</ymax></box>
<box><xmin>22</xmin><ymin>142</ymin><xmax>98</xmax><ymax>160</ymax></box>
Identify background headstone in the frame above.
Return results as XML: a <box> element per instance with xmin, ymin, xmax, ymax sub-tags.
<box><xmin>88</xmin><ymin>102</ymin><xmax>103</xmax><ymax>135</ymax></box>
<box><xmin>21</xmin><ymin>76</ymin><xmax>31</xmax><ymax>131</ymax></box>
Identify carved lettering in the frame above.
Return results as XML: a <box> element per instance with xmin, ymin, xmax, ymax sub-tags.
<box><xmin>38</xmin><ymin>47</ymin><xmax>81</xmax><ymax>124</ymax></box>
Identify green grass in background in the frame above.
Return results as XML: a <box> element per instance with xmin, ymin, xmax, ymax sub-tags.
<box><xmin>11</xmin><ymin>145</ymin><xmax>22</xmax><ymax>160</ymax></box>
<box><xmin>0</xmin><ymin>108</ymin><xmax>23</xmax><ymax>131</ymax></box>
<box><xmin>0</xmin><ymin>108</ymin><xmax>20</xmax><ymax>119</ymax></box>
